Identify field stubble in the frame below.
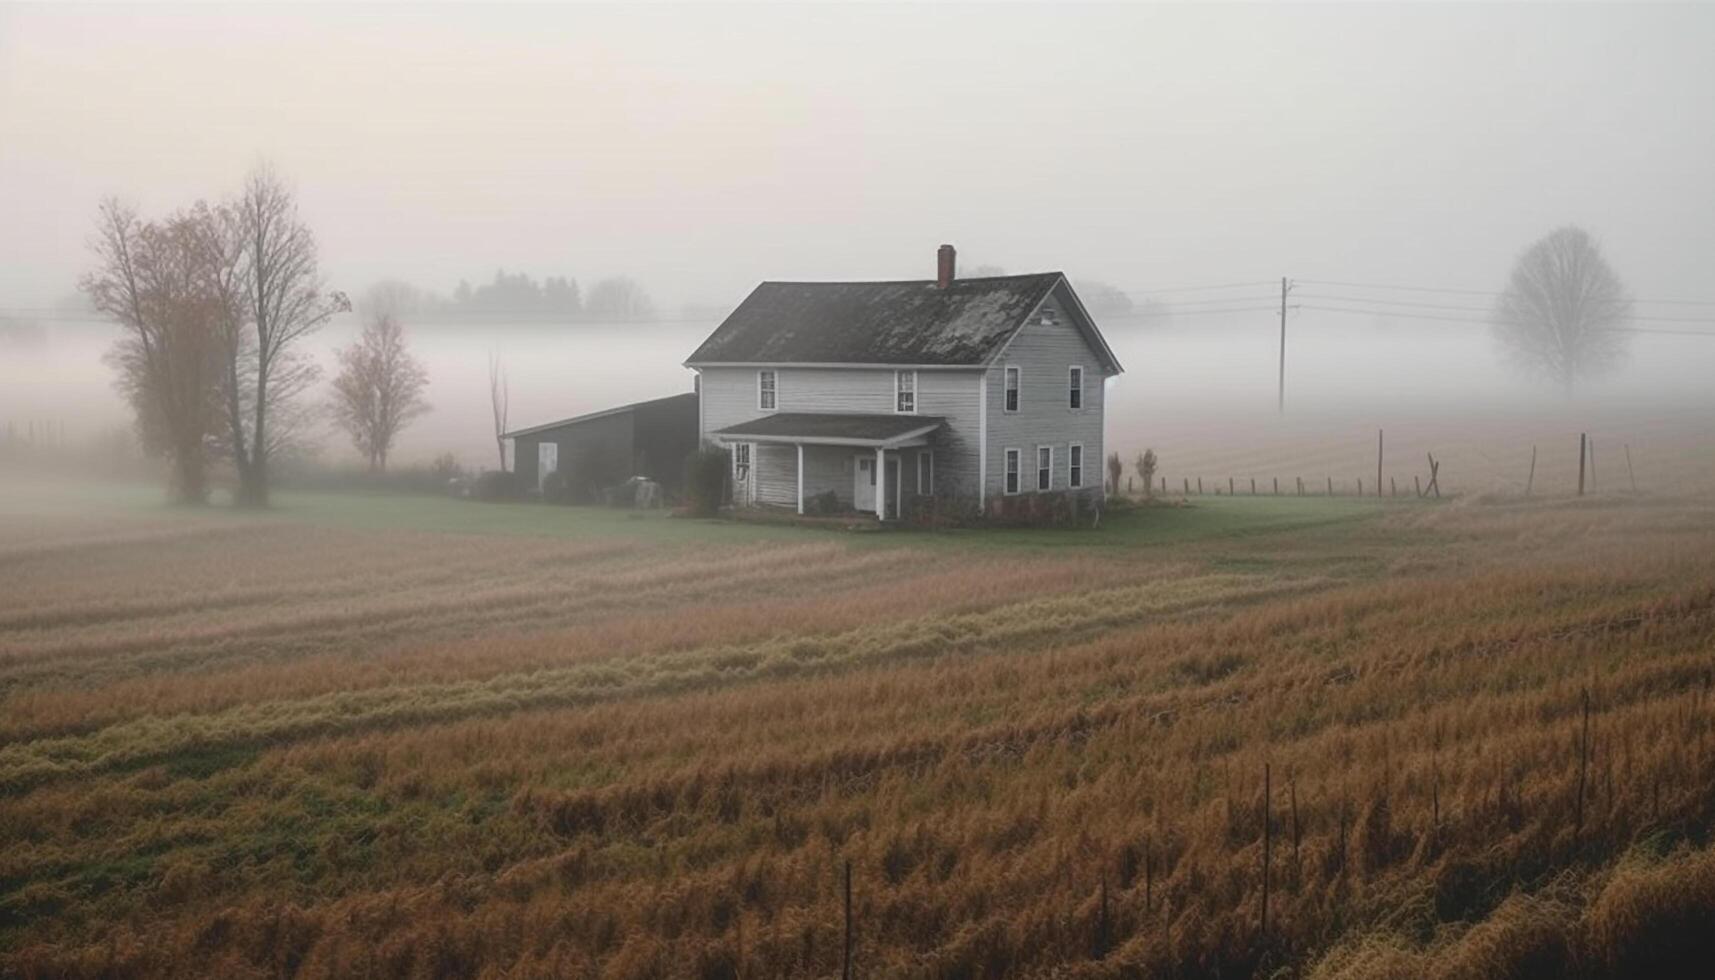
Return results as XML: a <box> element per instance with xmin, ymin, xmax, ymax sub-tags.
<box><xmin>2</xmin><ymin>492</ymin><xmax>1715</xmax><ymax>977</ymax></box>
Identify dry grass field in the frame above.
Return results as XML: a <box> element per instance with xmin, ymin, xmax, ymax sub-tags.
<box><xmin>3</xmin><ymin>481</ymin><xmax>1715</xmax><ymax>978</ymax></box>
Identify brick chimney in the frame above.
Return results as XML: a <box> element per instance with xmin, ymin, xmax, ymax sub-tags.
<box><xmin>936</xmin><ymin>244</ymin><xmax>956</xmax><ymax>289</ymax></box>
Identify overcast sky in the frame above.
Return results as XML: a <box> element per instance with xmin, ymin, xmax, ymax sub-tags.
<box><xmin>3</xmin><ymin>2</ymin><xmax>1713</xmax><ymax>311</ymax></box>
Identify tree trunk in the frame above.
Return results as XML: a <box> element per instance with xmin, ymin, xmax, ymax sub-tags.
<box><xmin>172</xmin><ymin>435</ymin><xmax>207</xmax><ymax>506</ymax></box>
<box><xmin>239</xmin><ymin>368</ymin><xmax>270</xmax><ymax>507</ymax></box>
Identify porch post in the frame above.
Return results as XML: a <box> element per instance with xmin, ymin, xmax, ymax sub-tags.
<box><xmin>895</xmin><ymin>450</ymin><xmax>903</xmax><ymax>521</ymax></box>
<box><xmin>875</xmin><ymin>447</ymin><xmax>886</xmax><ymax>519</ymax></box>
<box><xmin>796</xmin><ymin>443</ymin><xmax>805</xmax><ymax>515</ymax></box>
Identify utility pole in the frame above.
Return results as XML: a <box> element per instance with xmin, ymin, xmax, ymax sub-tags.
<box><xmin>1277</xmin><ymin>277</ymin><xmax>1293</xmax><ymax>414</ymax></box>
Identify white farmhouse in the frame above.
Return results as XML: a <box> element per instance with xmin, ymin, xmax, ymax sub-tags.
<box><xmin>685</xmin><ymin>246</ymin><xmax>1122</xmax><ymax>518</ymax></box>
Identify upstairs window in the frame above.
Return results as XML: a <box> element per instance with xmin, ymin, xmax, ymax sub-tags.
<box><xmin>1069</xmin><ymin>443</ymin><xmax>1083</xmax><ymax>488</ymax></box>
<box><xmin>1003</xmin><ymin>366</ymin><xmax>1020</xmax><ymax>412</ymax></box>
<box><xmin>757</xmin><ymin>370</ymin><xmax>777</xmax><ymax>410</ymax></box>
<box><xmin>1004</xmin><ymin>448</ymin><xmax>1020</xmax><ymax>495</ymax></box>
<box><xmin>1037</xmin><ymin>446</ymin><xmax>1052</xmax><ymax>491</ymax></box>
<box><xmin>895</xmin><ymin>370</ymin><xmax>916</xmax><ymax>413</ymax></box>
<box><xmin>1069</xmin><ymin>366</ymin><xmax>1084</xmax><ymax>409</ymax></box>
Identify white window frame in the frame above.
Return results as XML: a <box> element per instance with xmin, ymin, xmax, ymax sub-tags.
<box><xmin>1003</xmin><ymin>366</ymin><xmax>1020</xmax><ymax>413</ymax></box>
<box><xmin>1068</xmin><ymin>365</ymin><xmax>1084</xmax><ymax>410</ymax></box>
<box><xmin>757</xmin><ymin>370</ymin><xmax>777</xmax><ymax>411</ymax></box>
<box><xmin>1036</xmin><ymin>445</ymin><xmax>1053</xmax><ymax>492</ymax></box>
<box><xmin>1068</xmin><ymin>442</ymin><xmax>1083</xmax><ymax>489</ymax></box>
<box><xmin>733</xmin><ymin>442</ymin><xmax>751</xmax><ymax>479</ymax></box>
<box><xmin>1004</xmin><ymin>448</ymin><xmax>1021</xmax><ymax>495</ymax></box>
<box><xmin>895</xmin><ymin>370</ymin><xmax>917</xmax><ymax>414</ymax></box>
<box><xmin>917</xmin><ymin>450</ymin><xmax>933</xmax><ymax>494</ymax></box>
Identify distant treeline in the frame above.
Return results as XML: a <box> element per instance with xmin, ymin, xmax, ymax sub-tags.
<box><xmin>362</xmin><ymin>270</ymin><xmax>656</xmax><ymax>322</ymax></box>
<box><xmin>354</xmin><ymin>272</ymin><xmax>1154</xmax><ymax>325</ymax></box>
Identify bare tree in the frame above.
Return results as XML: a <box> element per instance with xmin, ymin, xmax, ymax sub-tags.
<box><xmin>1492</xmin><ymin>226</ymin><xmax>1632</xmax><ymax>393</ymax></box>
<box><xmin>229</xmin><ymin>166</ymin><xmax>348</xmax><ymax>506</ymax></box>
<box><xmin>1135</xmin><ymin>449</ymin><xmax>1158</xmax><ymax>497</ymax></box>
<box><xmin>330</xmin><ymin>313</ymin><xmax>431</xmax><ymax>472</ymax></box>
<box><xmin>83</xmin><ymin>200</ymin><xmax>224</xmax><ymax>503</ymax></box>
<box><xmin>488</xmin><ymin>350</ymin><xmax>509</xmax><ymax>471</ymax></box>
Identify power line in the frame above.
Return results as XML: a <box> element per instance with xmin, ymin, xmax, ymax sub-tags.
<box><xmin>1122</xmin><ymin>280</ymin><xmax>1274</xmax><ymax>296</ymax></box>
<box><xmin>1136</xmin><ymin>294</ymin><xmax>1279</xmax><ymax>307</ymax></box>
<box><xmin>1297</xmin><ymin>278</ymin><xmax>1715</xmax><ymax>310</ymax></box>
<box><xmin>1300</xmin><ymin>304</ymin><xmax>1715</xmax><ymax>337</ymax></box>
<box><xmin>1298</xmin><ymin>299</ymin><xmax>1715</xmax><ymax>326</ymax></box>
<box><xmin>1296</xmin><ymin>278</ymin><xmax>1502</xmax><ymax>296</ymax></box>
<box><xmin>1297</xmin><ymin>293</ymin><xmax>1495</xmax><ymax>314</ymax></box>
<box><xmin>1104</xmin><ymin>306</ymin><xmax>1277</xmax><ymax>319</ymax></box>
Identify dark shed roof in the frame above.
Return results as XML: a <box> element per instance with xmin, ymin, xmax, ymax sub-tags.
<box><xmin>714</xmin><ymin>412</ymin><xmax>944</xmax><ymax>445</ymax></box>
<box><xmin>504</xmin><ymin>391</ymin><xmax>696</xmax><ymax>439</ymax></box>
<box><xmin>685</xmin><ymin>274</ymin><xmax>1067</xmax><ymax>366</ymax></box>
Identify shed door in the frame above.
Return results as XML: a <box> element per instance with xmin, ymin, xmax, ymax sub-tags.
<box><xmin>538</xmin><ymin>442</ymin><xmax>558</xmax><ymax>492</ymax></box>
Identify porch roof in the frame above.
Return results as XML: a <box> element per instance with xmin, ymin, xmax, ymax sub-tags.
<box><xmin>713</xmin><ymin>412</ymin><xmax>944</xmax><ymax>448</ymax></box>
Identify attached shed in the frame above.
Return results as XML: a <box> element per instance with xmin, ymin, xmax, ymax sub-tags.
<box><xmin>507</xmin><ymin>392</ymin><xmax>699</xmax><ymax>501</ymax></box>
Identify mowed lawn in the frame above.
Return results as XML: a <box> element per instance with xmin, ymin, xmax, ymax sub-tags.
<box><xmin>3</xmin><ymin>478</ymin><xmax>1715</xmax><ymax>978</ymax></box>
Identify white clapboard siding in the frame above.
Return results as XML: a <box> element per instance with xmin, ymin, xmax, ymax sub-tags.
<box><xmin>983</xmin><ymin>294</ymin><xmax>1108</xmax><ymax>498</ymax></box>
<box><xmin>698</xmin><ymin>365</ymin><xmax>985</xmax><ymax>502</ymax></box>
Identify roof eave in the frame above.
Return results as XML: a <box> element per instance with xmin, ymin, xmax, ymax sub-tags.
<box><xmin>979</xmin><ymin>274</ymin><xmax>1125</xmax><ymax>375</ymax></box>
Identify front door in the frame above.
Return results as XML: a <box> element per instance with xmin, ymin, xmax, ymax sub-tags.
<box><xmin>853</xmin><ymin>455</ymin><xmax>876</xmax><ymax>512</ymax></box>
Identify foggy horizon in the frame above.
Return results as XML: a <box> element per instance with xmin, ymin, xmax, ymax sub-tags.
<box><xmin>3</xmin><ymin>2</ymin><xmax>1713</xmax><ymax>485</ymax></box>
<box><xmin>4</xmin><ymin>2</ymin><xmax>1715</xmax><ymax>311</ymax></box>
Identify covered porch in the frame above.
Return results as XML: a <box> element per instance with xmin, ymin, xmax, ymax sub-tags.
<box><xmin>714</xmin><ymin>413</ymin><xmax>943</xmax><ymax>520</ymax></box>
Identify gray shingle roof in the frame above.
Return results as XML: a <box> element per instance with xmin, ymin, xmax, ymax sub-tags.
<box><xmin>504</xmin><ymin>392</ymin><xmax>695</xmax><ymax>439</ymax></box>
<box><xmin>713</xmin><ymin>413</ymin><xmax>944</xmax><ymax>445</ymax></box>
<box><xmin>685</xmin><ymin>274</ymin><xmax>1064</xmax><ymax>366</ymax></box>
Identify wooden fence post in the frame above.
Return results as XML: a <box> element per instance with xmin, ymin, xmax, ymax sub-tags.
<box><xmin>1160</xmin><ymin>476</ymin><xmax>1166</xmax><ymax>496</ymax></box>
<box><xmin>1391</xmin><ymin>476</ymin><xmax>1397</xmax><ymax>497</ymax></box>
<box><xmin>1327</xmin><ymin>476</ymin><xmax>1334</xmax><ymax>497</ymax></box>
<box><xmin>1096</xmin><ymin>875</ymin><xmax>1110</xmax><ymax>959</ymax></box>
<box><xmin>1625</xmin><ymin>444</ymin><xmax>1638</xmax><ymax>494</ymax></box>
<box><xmin>1526</xmin><ymin>445</ymin><xmax>1537</xmax><ymax>497</ymax></box>
<box><xmin>1377</xmin><ymin>429</ymin><xmax>1384</xmax><ymax>498</ymax></box>
<box><xmin>1415</xmin><ymin>474</ymin><xmax>1422</xmax><ymax>497</ymax></box>
<box><xmin>1184</xmin><ymin>477</ymin><xmax>1190</xmax><ymax>496</ymax></box>
<box><xmin>1578</xmin><ymin>433</ymin><xmax>1587</xmax><ymax>497</ymax></box>
<box><xmin>1297</xmin><ymin>477</ymin><xmax>1304</xmax><ymax>496</ymax></box>
<box><xmin>1145</xmin><ymin>841</ymin><xmax>1153</xmax><ymax>915</ymax></box>
<box><xmin>1197</xmin><ymin>477</ymin><xmax>1203</xmax><ymax>495</ymax></box>
<box><xmin>1230</xmin><ymin>476</ymin><xmax>1235</xmax><ymax>496</ymax></box>
<box><xmin>1273</xmin><ymin>477</ymin><xmax>1279</xmax><ymax>495</ymax></box>
<box><xmin>1261</xmin><ymin>763</ymin><xmax>1271</xmax><ymax>940</ymax></box>
<box><xmin>842</xmin><ymin>858</ymin><xmax>853</xmax><ymax>980</ymax></box>
<box><xmin>1251</xmin><ymin>477</ymin><xmax>1257</xmax><ymax>495</ymax></box>
<box><xmin>1576</xmin><ymin>689</ymin><xmax>1591</xmax><ymax>837</ymax></box>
